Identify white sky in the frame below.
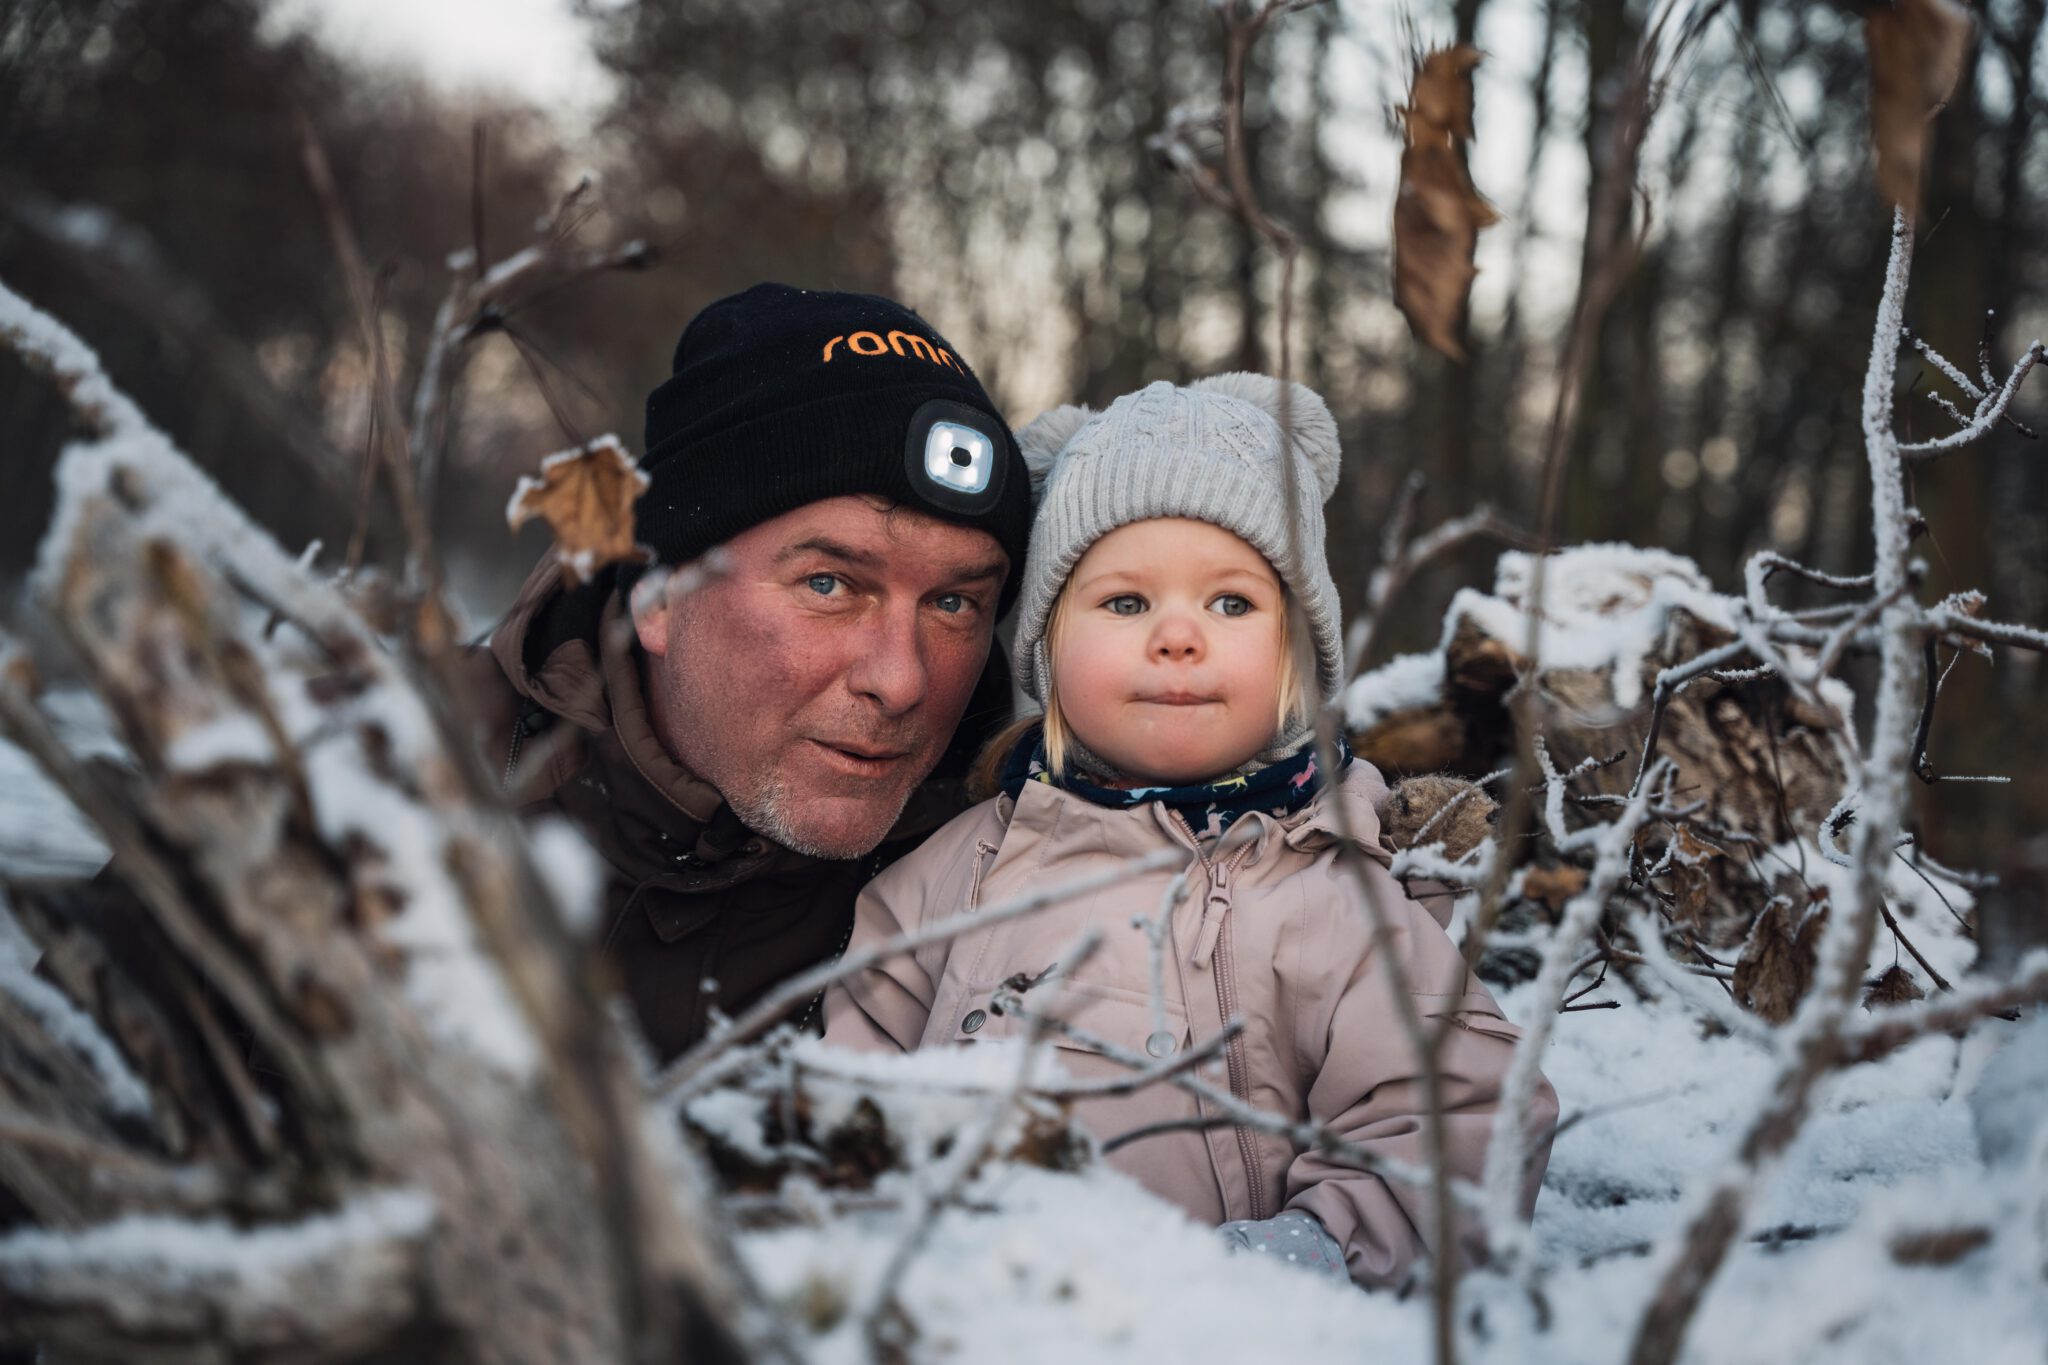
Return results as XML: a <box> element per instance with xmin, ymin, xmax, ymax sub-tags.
<box><xmin>265</xmin><ymin>0</ymin><xmax>615</xmax><ymax>120</ymax></box>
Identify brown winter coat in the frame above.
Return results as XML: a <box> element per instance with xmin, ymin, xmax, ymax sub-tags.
<box><xmin>471</xmin><ymin>557</ymin><xmax>1004</xmax><ymax>1062</ymax></box>
<box><xmin>823</xmin><ymin>758</ymin><xmax>1559</xmax><ymax>1289</ymax></box>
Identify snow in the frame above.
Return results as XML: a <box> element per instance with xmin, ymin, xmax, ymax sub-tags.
<box><xmin>694</xmin><ymin>963</ymin><xmax>2046</xmax><ymax>1363</ymax></box>
<box><xmin>298</xmin><ymin>721</ymin><xmax>541</xmax><ymax>1080</ymax></box>
<box><xmin>7</xmin><ymin>285</ymin><xmax>544</xmax><ymax>1083</ymax></box>
<box><xmin>0</xmin><ymin>891</ymin><xmax>152</xmax><ymax>1118</ymax></box>
<box><xmin>1343</xmin><ymin>649</ymin><xmax>1443</xmax><ymax>730</ymax></box>
<box><xmin>0</xmin><ymin>1186</ymin><xmax>435</xmax><ymax>1292</ymax></box>
<box><xmin>6</xmin><ymin>286</ymin><xmax>2044</xmax><ymax>1355</ymax></box>
<box><xmin>1342</xmin><ymin>544</ymin><xmax>1742</xmax><ymax>727</ymax></box>
<box><xmin>530</xmin><ymin>817</ymin><xmax>605</xmax><ymax>936</ymax></box>
<box><xmin>1462</xmin><ymin>544</ymin><xmax>1737</xmax><ymax>708</ymax></box>
<box><xmin>740</xmin><ymin>1165</ymin><xmax>1426</xmax><ymax>1365</ymax></box>
<box><xmin>0</xmin><ymin>687</ymin><xmax>115</xmax><ymax>878</ymax></box>
<box><xmin>164</xmin><ymin>712</ymin><xmax>275</xmax><ymax>771</ymax></box>
<box><xmin>0</xmin><ymin>283</ymin><xmax>154</xmax><ymax>441</ymax></box>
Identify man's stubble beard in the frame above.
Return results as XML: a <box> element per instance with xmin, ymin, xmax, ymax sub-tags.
<box><xmin>653</xmin><ymin>590</ymin><xmax>928</xmax><ymax>861</ymax></box>
<box><xmin>725</xmin><ymin>768</ymin><xmax>917</xmax><ymax>861</ymax></box>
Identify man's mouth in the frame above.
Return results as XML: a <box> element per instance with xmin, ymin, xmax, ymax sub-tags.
<box><xmin>810</xmin><ymin>739</ymin><xmax>913</xmax><ymax>775</ymax></box>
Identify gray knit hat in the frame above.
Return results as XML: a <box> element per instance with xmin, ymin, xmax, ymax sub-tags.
<box><xmin>1013</xmin><ymin>373</ymin><xmax>1345</xmax><ymax>709</ymax></box>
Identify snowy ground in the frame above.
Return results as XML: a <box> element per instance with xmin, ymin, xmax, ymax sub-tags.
<box><xmin>717</xmin><ymin>964</ymin><xmax>2041</xmax><ymax>1365</ymax></box>
<box><xmin>4</xmin><ymin>695</ymin><xmax>2043</xmax><ymax>1363</ymax></box>
<box><xmin>0</xmin><ymin>688</ymin><xmax>114</xmax><ymax>879</ymax></box>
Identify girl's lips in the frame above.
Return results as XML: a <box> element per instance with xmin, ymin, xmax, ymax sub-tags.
<box><xmin>1139</xmin><ymin>693</ymin><xmax>1219</xmax><ymax>706</ymax></box>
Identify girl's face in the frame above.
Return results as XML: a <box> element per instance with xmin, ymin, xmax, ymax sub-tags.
<box><xmin>1051</xmin><ymin>518</ymin><xmax>1286</xmax><ymax>786</ymax></box>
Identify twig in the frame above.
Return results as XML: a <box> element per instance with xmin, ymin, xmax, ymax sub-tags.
<box><xmin>1483</xmin><ymin>763</ymin><xmax>1668</xmax><ymax>1279</ymax></box>
<box><xmin>1900</xmin><ymin>340</ymin><xmax>2044</xmax><ymax>459</ymax></box>
<box><xmin>655</xmin><ymin>847</ymin><xmax>1186</xmax><ymax>1102</ymax></box>
<box><xmin>858</xmin><ymin>932</ymin><xmax>1101</xmax><ymax>1356</ymax></box>
<box><xmin>1626</xmin><ymin>206</ymin><xmax>1928</xmax><ymax>1365</ymax></box>
<box><xmin>1842</xmin><ymin>948</ymin><xmax>2048</xmax><ymax>1064</ymax></box>
<box><xmin>294</xmin><ymin>111</ymin><xmax>442</xmax><ymax>614</ymax></box>
<box><xmin>1346</xmin><ymin>501</ymin><xmax>1531</xmax><ymax>676</ymax></box>
<box><xmin>1020</xmin><ymin>1004</ymin><xmax>1484</xmax><ymax>1217</ymax></box>
<box><xmin>1876</xmin><ymin>900</ymin><xmax>1954</xmax><ymax>993</ymax></box>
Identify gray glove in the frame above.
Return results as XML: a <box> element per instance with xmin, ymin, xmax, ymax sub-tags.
<box><xmin>1217</xmin><ymin>1209</ymin><xmax>1348</xmax><ymax>1283</ymax></box>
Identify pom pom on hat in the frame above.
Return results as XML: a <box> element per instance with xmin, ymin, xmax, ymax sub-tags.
<box><xmin>1017</xmin><ymin>402</ymin><xmax>1097</xmax><ymax>500</ymax></box>
<box><xmin>1188</xmin><ymin>372</ymin><xmax>1341</xmax><ymax>502</ymax></box>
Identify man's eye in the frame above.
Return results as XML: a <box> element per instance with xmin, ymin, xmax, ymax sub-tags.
<box><xmin>1105</xmin><ymin>595</ymin><xmax>1146</xmax><ymax>616</ymax></box>
<box><xmin>933</xmin><ymin>592</ymin><xmax>973</xmax><ymax>616</ymax></box>
<box><xmin>806</xmin><ymin>574</ymin><xmax>843</xmax><ymax>597</ymax></box>
<box><xmin>1212</xmin><ymin>594</ymin><xmax>1252</xmax><ymax>618</ymax></box>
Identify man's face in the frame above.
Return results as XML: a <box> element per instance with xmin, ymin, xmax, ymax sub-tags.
<box><xmin>635</xmin><ymin>495</ymin><xmax>1008</xmax><ymax>859</ymax></box>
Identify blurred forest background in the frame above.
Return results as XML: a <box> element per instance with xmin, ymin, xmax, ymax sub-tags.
<box><xmin>3</xmin><ymin>0</ymin><xmax>2045</xmax><ymax>868</ymax></box>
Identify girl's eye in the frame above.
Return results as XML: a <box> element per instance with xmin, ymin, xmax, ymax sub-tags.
<box><xmin>1104</xmin><ymin>594</ymin><xmax>1146</xmax><ymax>617</ymax></box>
<box><xmin>1212</xmin><ymin>594</ymin><xmax>1253</xmax><ymax>618</ymax></box>
<box><xmin>806</xmin><ymin>573</ymin><xmax>843</xmax><ymax>597</ymax></box>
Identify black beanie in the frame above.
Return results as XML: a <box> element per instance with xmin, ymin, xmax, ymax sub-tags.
<box><xmin>638</xmin><ymin>283</ymin><xmax>1032</xmax><ymax>613</ymax></box>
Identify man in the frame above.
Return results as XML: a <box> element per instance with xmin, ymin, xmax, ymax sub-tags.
<box><xmin>470</xmin><ymin>283</ymin><xmax>1032</xmax><ymax>1062</ymax></box>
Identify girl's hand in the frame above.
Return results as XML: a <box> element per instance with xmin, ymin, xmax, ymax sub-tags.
<box><xmin>1216</xmin><ymin>1210</ymin><xmax>1348</xmax><ymax>1284</ymax></box>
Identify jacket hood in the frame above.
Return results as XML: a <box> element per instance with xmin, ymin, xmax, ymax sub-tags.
<box><xmin>488</xmin><ymin>556</ymin><xmax>616</xmax><ymax>732</ymax></box>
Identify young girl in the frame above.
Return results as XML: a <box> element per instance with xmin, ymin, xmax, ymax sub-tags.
<box><xmin>823</xmin><ymin>375</ymin><xmax>1556</xmax><ymax>1288</ymax></box>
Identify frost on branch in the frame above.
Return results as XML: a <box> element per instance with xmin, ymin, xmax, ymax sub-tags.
<box><xmin>0</xmin><ymin>281</ymin><xmax>765</xmax><ymax>1364</ymax></box>
<box><xmin>681</xmin><ymin>1038</ymin><xmax>1091</xmax><ymax>1215</ymax></box>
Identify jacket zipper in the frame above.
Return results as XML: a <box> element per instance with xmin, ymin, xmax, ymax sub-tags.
<box><xmin>502</xmin><ymin>722</ymin><xmax>526</xmax><ymax>788</ymax></box>
<box><xmin>1169</xmin><ymin>812</ymin><xmax>1267</xmax><ymax>1221</ymax></box>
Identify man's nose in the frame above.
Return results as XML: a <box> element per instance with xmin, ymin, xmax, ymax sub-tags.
<box><xmin>846</xmin><ymin>602</ymin><xmax>928</xmax><ymax>715</ymax></box>
<box><xmin>1150</xmin><ymin>608</ymin><xmax>1204</xmax><ymax>662</ymax></box>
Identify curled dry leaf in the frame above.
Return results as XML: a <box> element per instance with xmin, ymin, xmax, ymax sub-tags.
<box><xmin>1732</xmin><ymin>889</ymin><xmax>1830</xmax><ymax>1024</ymax></box>
<box><xmin>1865</xmin><ymin>0</ymin><xmax>1972</xmax><ymax>215</ymax></box>
<box><xmin>1393</xmin><ymin>45</ymin><xmax>1500</xmax><ymax>362</ymax></box>
<box><xmin>1862</xmin><ymin>962</ymin><xmax>1926</xmax><ymax>1009</ymax></box>
<box><xmin>504</xmin><ymin>433</ymin><xmax>649</xmax><ymax>585</ymax></box>
<box><xmin>1520</xmin><ymin>864</ymin><xmax>1588</xmax><ymax>913</ymax></box>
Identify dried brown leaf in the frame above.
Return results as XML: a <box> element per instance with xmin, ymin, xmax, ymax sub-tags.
<box><xmin>1866</xmin><ymin>0</ymin><xmax>1973</xmax><ymax>215</ymax></box>
<box><xmin>1733</xmin><ymin>891</ymin><xmax>1829</xmax><ymax>1024</ymax></box>
<box><xmin>1353</xmin><ymin>706</ymin><xmax>1466</xmax><ymax>774</ymax></box>
<box><xmin>1521</xmin><ymin>864</ymin><xmax>1588</xmax><ymax>912</ymax></box>
<box><xmin>505</xmin><ymin>435</ymin><xmax>649</xmax><ymax>585</ymax></box>
<box><xmin>1862</xmin><ymin>963</ymin><xmax>1926</xmax><ymax>1009</ymax></box>
<box><xmin>1403</xmin><ymin>46</ymin><xmax>1484</xmax><ymax>143</ymax></box>
<box><xmin>1393</xmin><ymin>45</ymin><xmax>1500</xmax><ymax>362</ymax></box>
<box><xmin>1663</xmin><ymin>826</ymin><xmax>1726</xmax><ymax>931</ymax></box>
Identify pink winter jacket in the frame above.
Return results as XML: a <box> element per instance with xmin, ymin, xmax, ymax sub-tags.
<box><xmin>824</xmin><ymin>758</ymin><xmax>1560</xmax><ymax>1290</ymax></box>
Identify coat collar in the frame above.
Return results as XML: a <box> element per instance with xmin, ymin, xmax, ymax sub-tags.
<box><xmin>1002</xmin><ymin>754</ymin><xmax>1396</xmax><ymax>866</ymax></box>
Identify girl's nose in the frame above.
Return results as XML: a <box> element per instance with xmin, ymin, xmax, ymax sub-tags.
<box><xmin>1150</xmin><ymin>609</ymin><xmax>1204</xmax><ymax>661</ymax></box>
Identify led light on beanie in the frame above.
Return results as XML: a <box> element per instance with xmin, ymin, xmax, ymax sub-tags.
<box><xmin>907</xmin><ymin>400</ymin><xmax>1005</xmax><ymax>510</ymax></box>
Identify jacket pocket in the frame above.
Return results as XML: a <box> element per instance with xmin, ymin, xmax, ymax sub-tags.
<box><xmin>948</xmin><ymin>981</ymin><xmax>1192</xmax><ymax>1061</ymax></box>
<box><xmin>1421</xmin><ymin>990</ymin><xmax>1522</xmax><ymax>1044</ymax></box>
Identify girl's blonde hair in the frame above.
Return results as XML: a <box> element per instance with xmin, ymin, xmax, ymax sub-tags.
<box><xmin>970</xmin><ymin>567</ymin><xmax>1320</xmax><ymax>798</ymax></box>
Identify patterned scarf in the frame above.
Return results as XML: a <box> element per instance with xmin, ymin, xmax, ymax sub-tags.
<box><xmin>997</xmin><ymin>723</ymin><xmax>1346</xmax><ymax>839</ymax></box>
